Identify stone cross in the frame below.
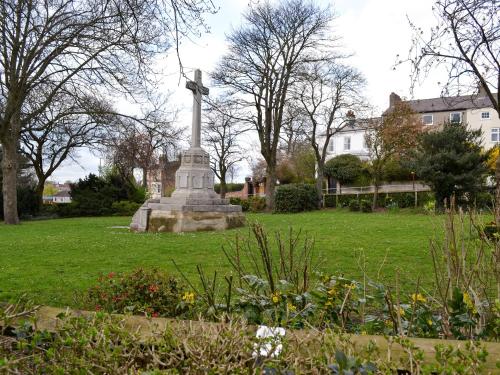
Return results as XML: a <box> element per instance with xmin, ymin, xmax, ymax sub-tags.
<box><xmin>186</xmin><ymin>69</ymin><xmax>209</xmax><ymax>148</ymax></box>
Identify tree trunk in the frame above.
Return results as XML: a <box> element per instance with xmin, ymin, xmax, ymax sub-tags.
<box><xmin>1</xmin><ymin>138</ymin><xmax>20</xmax><ymax>224</ymax></box>
<box><xmin>372</xmin><ymin>181</ymin><xmax>379</xmax><ymax>210</ymax></box>
<box><xmin>265</xmin><ymin>165</ymin><xmax>277</xmax><ymax>210</ymax></box>
<box><xmin>220</xmin><ymin>179</ymin><xmax>227</xmax><ymax>199</ymax></box>
<box><xmin>35</xmin><ymin>178</ymin><xmax>46</xmax><ymax>210</ymax></box>
<box><xmin>316</xmin><ymin>164</ymin><xmax>324</xmax><ymax>208</ymax></box>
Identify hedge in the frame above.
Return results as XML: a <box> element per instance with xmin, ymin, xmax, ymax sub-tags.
<box><xmin>274</xmin><ymin>183</ymin><xmax>319</xmax><ymax>213</ymax></box>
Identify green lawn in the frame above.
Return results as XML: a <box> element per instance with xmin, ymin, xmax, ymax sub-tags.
<box><xmin>0</xmin><ymin>210</ymin><xmax>449</xmax><ymax>307</ymax></box>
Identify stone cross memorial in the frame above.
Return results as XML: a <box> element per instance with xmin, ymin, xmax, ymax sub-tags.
<box><xmin>130</xmin><ymin>69</ymin><xmax>245</xmax><ymax>232</ymax></box>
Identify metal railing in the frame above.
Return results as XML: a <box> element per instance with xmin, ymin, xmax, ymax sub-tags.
<box><xmin>323</xmin><ymin>183</ymin><xmax>431</xmax><ymax>195</ymax></box>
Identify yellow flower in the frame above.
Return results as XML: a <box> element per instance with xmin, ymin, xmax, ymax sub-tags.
<box><xmin>327</xmin><ymin>287</ymin><xmax>337</xmax><ymax>297</ymax></box>
<box><xmin>398</xmin><ymin>307</ymin><xmax>405</xmax><ymax>317</ymax></box>
<box><xmin>411</xmin><ymin>293</ymin><xmax>426</xmax><ymax>303</ymax></box>
<box><xmin>385</xmin><ymin>319</ymin><xmax>393</xmax><ymax>327</ymax></box>
<box><xmin>427</xmin><ymin>319</ymin><xmax>433</xmax><ymax>326</ymax></box>
<box><xmin>182</xmin><ymin>291</ymin><xmax>195</xmax><ymax>304</ymax></box>
<box><xmin>347</xmin><ymin>283</ymin><xmax>357</xmax><ymax>290</ymax></box>
<box><xmin>463</xmin><ymin>292</ymin><xmax>477</xmax><ymax>314</ymax></box>
<box><xmin>361</xmin><ymin>330</ymin><xmax>368</xmax><ymax>335</ymax></box>
<box><xmin>271</xmin><ymin>291</ymin><xmax>280</xmax><ymax>304</ymax></box>
<box><xmin>325</xmin><ymin>299</ymin><xmax>334</xmax><ymax>307</ymax></box>
<box><xmin>287</xmin><ymin>302</ymin><xmax>296</xmax><ymax>312</ymax></box>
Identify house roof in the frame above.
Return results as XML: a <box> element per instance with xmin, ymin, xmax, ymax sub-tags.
<box><xmin>54</xmin><ymin>190</ymin><xmax>71</xmax><ymax>197</ymax></box>
<box><xmin>385</xmin><ymin>93</ymin><xmax>496</xmax><ymax>115</ymax></box>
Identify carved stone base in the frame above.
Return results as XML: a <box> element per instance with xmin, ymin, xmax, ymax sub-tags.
<box><xmin>130</xmin><ymin>145</ymin><xmax>245</xmax><ymax>233</ymax></box>
<box><xmin>130</xmin><ymin>201</ymin><xmax>245</xmax><ymax>233</ymax></box>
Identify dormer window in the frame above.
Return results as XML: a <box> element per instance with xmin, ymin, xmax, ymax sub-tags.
<box><xmin>422</xmin><ymin>114</ymin><xmax>433</xmax><ymax>125</ymax></box>
<box><xmin>450</xmin><ymin>112</ymin><xmax>462</xmax><ymax>123</ymax></box>
<box><xmin>482</xmin><ymin>111</ymin><xmax>490</xmax><ymax>120</ymax></box>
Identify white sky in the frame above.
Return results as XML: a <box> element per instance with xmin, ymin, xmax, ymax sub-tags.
<box><xmin>52</xmin><ymin>0</ymin><xmax>444</xmax><ymax>183</ymax></box>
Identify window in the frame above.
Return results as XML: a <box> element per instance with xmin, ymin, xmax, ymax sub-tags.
<box><xmin>492</xmin><ymin>128</ymin><xmax>500</xmax><ymax>143</ymax></box>
<box><xmin>328</xmin><ymin>138</ymin><xmax>334</xmax><ymax>152</ymax></box>
<box><xmin>450</xmin><ymin>112</ymin><xmax>462</xmax><ymax>123</ymax></box>
<box><xmin>344</xmin><ymin>136</ymin><xmax>351</xmax><ymax>150</ymax></box>
<box><xmin>422</xmin><ymin>114</ymin><xmax>433</xmax><ymax>125</ymax></box>
<box><xmin>482</xmin><ymin>111</ymin><xmax>490</xmax><ymax>120</ymax></box>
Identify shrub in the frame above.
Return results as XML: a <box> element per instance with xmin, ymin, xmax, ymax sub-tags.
<box><xmin>86</xmin><ymin>268</ymin><xmax>188</xmax><ymax>318</ymax></box>
<box><xmin>248</xmin><ymin>196</ymin><xmax>266</xmax><ymax>212</ymax></box>
<box><xmin>111</xmin><ymin>201</ymin><xmax>141</xmax><ymax>216</ymax></box>
<box><xmin>274</xmin><ymin>183</ymin><xmax>318</xmax><ymax>213</ymax></box>
<box><xmin>348</xmin><ymin>199</ymin><xmax>360</xmax><ymax>211</ymax></box>
<box><xmin>229</xmin><ymin>197</ymin><xmax>250</xmax><ymax>211</ymax></box>
<box><xmin>214</xmin><ymin>183</ymin><xmax>244</xmax><ymax>194</ymax></box>
<box><xmin>360</xmin><ymin>199</ymin><xmax>372</xmax><ymax>213</ymax></box>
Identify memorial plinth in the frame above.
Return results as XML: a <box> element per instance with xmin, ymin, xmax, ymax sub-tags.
<box><xmin>130</xmin><ymin>70</ymin><xmax>244</xmax><ymax>233</ymax></box>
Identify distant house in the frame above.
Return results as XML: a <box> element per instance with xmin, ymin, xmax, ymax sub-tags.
<box><xmin>53</xmin><ymin>190</ymin><xmax>72</xmax><ymax>204</ymax></box>
<box><xmin>323</xmin><ymin>117</ymin><xmax>375</xmax><ymax>163</ymax></box>
<box><xmin>386</xmin><ymin>88</ymin><xmax>499</xmax><ymax>149</ymax></box>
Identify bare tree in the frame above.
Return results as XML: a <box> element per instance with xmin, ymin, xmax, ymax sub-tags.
<box><xmin>212</xmin><ymin>0</ymin><xmax>333</xmax><ymax>209</ymax></box>
<box><xmin>403</xmin><ymin>0</ymin><xmax>499</xmax><ymax>117</ymax></box>
<box><xmin>104</xmin><ymin>108</ymin><xmax>181</xmax><ymax>190</ymax></box>
<box><xmin>365</xmin><ymin>103</ymin><xmax>422</xmax><ymax>209</ymax></box>
<box><xmin>296</xmin><ymin>61</ymin><xmax>367</xmax><ymax>204</ymax></box>
<box><xmin>20</xmin><ymin>93</ymin><xmax>115</xmax><ymax>208</ymax></box>
<box><xmin>203</xmin><ymin>98</ymin><xmax>245</xmax><ymax>198</ymax></box>
<box><xmin>0</xmin><ymin>0</ymin><xmax>217</xmax><ymax>224</ymax></box>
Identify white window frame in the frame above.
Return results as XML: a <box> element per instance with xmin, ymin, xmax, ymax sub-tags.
<box><xmin>491</xmin><ymin>128</ymin><xmax>500</xmax><ymax>144</ymax></box>
<box><xmin>422</xmin><ymin>114</ymin><xmax>433</xmax><ymax>125</ymax></box>
<box><xmin>481</xmin><ymin>111</ymin><xmax>490</xmax><ymax>120</ymax></box>
<box><xmin>449</xmin><ymin>112</ymin><xmax>462</xmax><ymax>123</ymax></box>
<box><xmin>344</xmin><ymin>136</ymin><xmax>351</xmax><ymax>151</ymax></box>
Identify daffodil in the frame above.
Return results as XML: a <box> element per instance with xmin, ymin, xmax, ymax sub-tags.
<box><xmin>411</xmin><ymin>293</ymin><xmax>426</xmax><ymax>303</ymax></box>
<box><xmin>182</xmin><ymin>291</ymin><xmax>195</xmax><ymax>304</ymax></box>
<box><xmin>463</xmin><ymin>292</ymin><xmax>477</xmax><ymax>314</ymax></box>
<box><xmin>271</xmin><ymin>291</ymin><xmax>280</xmax><ymax>304</ymax></box>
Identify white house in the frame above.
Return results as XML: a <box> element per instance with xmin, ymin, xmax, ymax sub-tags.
<box><xmin>323</xmin><ymin>118</ymin><xmax>373</xmax><ymax>163</ymax></box>
<box><xmin>53</xmin><ymin>190</ymin><xmax>72</xmax><ymax>204</ymax></box>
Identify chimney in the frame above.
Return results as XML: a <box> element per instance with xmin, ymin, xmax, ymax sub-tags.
<box><xmin>478</xmin><ymin>83</ymin><xmax>488</xmax><ymax>97</ymax></box>
<box><xmin>389</xmin><ymin>92</ymin><xmax>402</xmax><ymax>108</ymax></box>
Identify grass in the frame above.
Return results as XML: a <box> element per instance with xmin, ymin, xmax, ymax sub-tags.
<box><xmin>0</xmin><ymin>209</ymin><xmax>453</xmax><ymax>307</ymax></box>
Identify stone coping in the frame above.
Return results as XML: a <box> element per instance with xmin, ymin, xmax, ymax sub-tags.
<box><xmin>3</xmin><ymin>306</ymin><xmax>500</xmax><ymax>371</ymax></box>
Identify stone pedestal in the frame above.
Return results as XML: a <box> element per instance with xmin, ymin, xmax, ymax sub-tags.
<box><xmin>130</xmin><ymin>147</ymin><xmax>244</xmax><ymax>233</ymax></box>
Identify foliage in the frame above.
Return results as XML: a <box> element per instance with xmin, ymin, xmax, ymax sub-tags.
<box><xmin>110</xmin><ymin>201</ymin><xmax>142</xmax><ymax>216</ymax></box>
<box><xmin>229</xmin><ymin>197</ymin><xmax>250</xmax><ymax>211</ymax></box>
<box><xmin>214</xmin><ymin>183</ymin><xmax>244</xmax><ymax>194</ymax></box>
<box><xmin>248</xmin><ymin>196</ymin><xmax>267</xmax><ymax>212</ymax></box>
<box><xmin>86</xmin><ymin>268</ymin><xmax>187</xmax><ymax>318</ymax></box>
<box><xmin>413</xmin><ymin>122</ymin><xmax>488</xmax><ymax>209</ymax></box>
<box><xmin>323</xmin><ymin>192</ymin><xmax>434</xmax><ymax>209</ymax></box>
<box><xmin>1</xmin><ymin>299</ymin><xmax>494</xmax><ymax>374</ymax></box>
<box><xmin>429</xmin><ymin>199</ymin><xmax>500</xmax><ymax>340</ymax></box>
<box><xmin>61</xmin><ymin>173</ymin><xmax>145</xmax><ymax>217</ymax></box>
<box><xmin>324</xmin><ymin>154</ymin><xmax>364</xmax><ymax>185</ymax></box>
<box><xmin>365</xmin><ymin>102</ymin><xmax>422</xmax><ymax>208</ymax></box>
<box><xmin>219</xmin><ymin>223</ymin><xmax>318</xmax><ymax>327</ymax></box>
<box><xmin>360</xmin><ymin>199</ymin><xmax>372</xmax><ymax>213</ymax></box>
<box><xmin>274</xmin><ymin>183</ymin><xmax>319</xmax><ymax>213</ymax></box>
<box><xmin>348</xmin><ymin>200</ymin><xmax>360</xmax><ymax>212</ymax></box>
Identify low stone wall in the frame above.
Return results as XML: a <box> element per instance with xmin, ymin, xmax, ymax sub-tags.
<box><xmin>5</xmin><ymin>306</ymin><xmax>500</xmax><ymax>372</ymax></box>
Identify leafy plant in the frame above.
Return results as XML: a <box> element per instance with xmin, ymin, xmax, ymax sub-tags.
<box><xmin>85</xmin><ymin>268</ymin><xmax>189</xmax><ymax>318</ymax></box>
